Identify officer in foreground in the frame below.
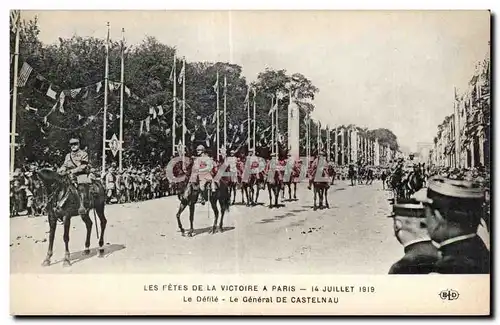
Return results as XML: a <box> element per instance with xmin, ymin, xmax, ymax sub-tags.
<box><xmin>387</xmin><ymin>199</ymin><xmax>439</xmax><ymax>274</ymax></box>
<box><xmin>412</xmin><ymin>176</ymin><xmax>490</xmax><ymax>274</ymax></box>
<box><xmin>58</xmin><ymin>138</ymin><xmax>90</xmax><ymax>215</ymax></box>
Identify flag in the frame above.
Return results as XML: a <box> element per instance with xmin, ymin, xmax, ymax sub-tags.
<box><xmin>96</xmin><ymin>81</ymin><xmax>102</xmax><ymax>93</ymax></box>
<box><xmin>244</xmin><ymin>87</ymin><xmax>250</xmax><ymax>104</ymax></box>
<box><xmin>169</xmin><ymin>64</ymin><xmax>175</xmax><ymax>82</ymax></box>
<box><xmin>70</xmin><ymin>88</ymin><xmax>81</xmax><ymax>98</ymax></box>
<box><xmin>46</xmin><ymin>86</ymin><xmax>57</xmax><ymax>100</ymax></box>
<box><xmin>10</xmin><ymin>10</ymin><xmax>20</xmax><ymax>33</ymax></box>
<box><xmin>59</xmin><ymin>91</ymin><xmax>66</xmax><ymax>113</ymax></box>
<box><xmin>157</xmin><ymin>105</ymin><xmax>164</xmax><ymax>116</ymax></box>
<box><xmin>165</xmin><ymin>128</ymin><xmax>171</xmax><ymax>136</ymax></box>
<box><xmin>124</xmin><ymin>86</ymin><xmax>131</xmax><ymax>97</ymax></box>
<box><xmin>109</xmin><ymin>81</ymin><xmax>117</xmax><ymax>92</ymax></box>
<box><xmin>268</xmin><ymin>101</ymin><xmax>277</xmax><ymax>116</ymax></box>
<box><xmin>17</xmin><ymin>62</ymin><xmax>33</xmax><ymax>87</ymax></box>
<box><xmin>25</xmin><ymin>104</ymin><xmax>37</xmax><ymax>112</ymax></box>
<box><xmin>213</xmin><ymin>78</ymin><xmax>219</xmax><ymax>94</ymax></box>
<box><xmin>178</xmin><ymin>59</ymin><xmax>185</xmax><ymax>84</ymax></box>
<box><xmin>81</xmin><ymin>88</ymin><xmax>89</xmax><ymax>99</ymax></box>
<box><xmin>139</xmin><ymin>120</ymin><xmax>144</xmax><ymax>135</ymax></box>
<box><xmin>145</xmin><ymin>117</ymin><xmax>151</xmax><ymax>132</ymax></box>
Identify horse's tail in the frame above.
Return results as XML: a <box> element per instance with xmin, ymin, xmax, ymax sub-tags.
<box><xmin>220</xmin><ymin>184</ymin><xmax>231</xmax><ymax>213</ymax></box>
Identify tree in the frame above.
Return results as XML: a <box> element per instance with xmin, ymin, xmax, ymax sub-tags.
<box><xmin>367</xmin><ymin>128</ymin><xmax>399</xmax><ymax>151</ymax></box>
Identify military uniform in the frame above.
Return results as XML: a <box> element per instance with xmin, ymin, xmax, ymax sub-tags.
<box><xmin>387</xmin><ymin>200</ymin><xmax>440</xmax><ymax>274</ymax></box>
<box><xmin>412</xmin><ymin>176</ymin><xmax>490</xmax><ymax>274</ymax></box>
<box><xmin>58</xmin><ymin>139</ymin><xmax>90</xmax><ymax>214</ymax></box>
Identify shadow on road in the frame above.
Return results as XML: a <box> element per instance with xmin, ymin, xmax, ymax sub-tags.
<box><xmin>188</xmin><ymin>226</ymin><xmax>236</xmax><ymax>237</ymax></box>
<box><xmin>51</xmin><ymin>244</ymin><xmax>126</xmax><ymax>266</ymax></box>
<box><xmin>258</xmin><ymin>212</ymin><xmax>296</xmax><ymax>224</ymax></box>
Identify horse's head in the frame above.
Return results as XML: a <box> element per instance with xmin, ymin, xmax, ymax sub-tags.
<box><xmin>36</xmin><ymin>168</ymin><xmax>62</xmax><ymax>186</ymax></box>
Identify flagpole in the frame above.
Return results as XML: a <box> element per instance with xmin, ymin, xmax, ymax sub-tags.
<box><xmin>317</xmin><ymin>122</ymin><xmax>320</xmax><ymax>152</ymax></box>
<box><xmin>118</xmin><ymin>28</ymin><xmax>125</xmax><ymax>172</ymax></box>
<box><xmin>172</xmin><ymin>52</ymin><xmax>176</xmax><ymax>156</ymax></box>
<box><xmin>101</xmin><ymin>22</ymin><xmax>110</xmax><ymax>175</ymax></box>
<box><xmin>216</xmin><ymin>71</ymin><xmax>220</xmax><ymax>161</ymax></box>
<box><xmin>223</xmin><ymin>75</ymin><xmax>227</xmax><ymax>152</ymax></box>
<box><xmin>327</xmin><ymin>125</ymin><xmax>330</xmax><ymax>161</ymax></box>
<box><xmin>247</xmin><ymin>87</ymin><xmax>250</xmax><ymax>152</ymax></box>
<box><xmin>10</xmin><ymin>10</ymin><xmax>20</xmax><ymax>174</ymax></box>
<box><xmin>271</xmin><ymin>96</ymin><xmax>274</xmax><ymax>154</ymax></box>
<box><xmin>253</xmin><ymin>90</ymin><xmax>256</xmax><ymax>152</ymax></box>
<box><xmin>182</xmin><ymin>57</ymin><xmax>186</xmax><ymax>160</ymax></box>
<box><xmin>275</xmin><ymin>94</ymin><xmax>279</xmax><ymax>155</ymax></box>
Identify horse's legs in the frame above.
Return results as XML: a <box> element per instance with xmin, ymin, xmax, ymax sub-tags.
<box><xmin>293</xmin><ymin>182</ymin><xmax>297</xmax><ymax>200</ymax></box>
<box><xmin>209</xmin><ymin>199</ymin><xmax>219</xmax><ymax>234</ymax></box>
<box><xmin>318</xmin><ymin>188</ymin><xmax>324</xmax><ymax>208</ymax></box>
<box><xmin>95</xmin><ymin>204</ymin><xmax>107</xmax><ymax>257</ymax></box>
<box><xmin>325</xmin><ymin>188</ymin><xmax>330</xmax><ymax>209</ymax></box>
<box><xmin>81</xmin><ymin>212</ymin><xmax>92</xmax><ymax>255</ymax></box>
<box><xmin>313</xmin><ymin>187</ymin><xmax>317</xmax><ymax>210</ymax></box>
<box><xmin>218</xmin><ymin>200</ymin><xmax>226</xmax><ymax>232</ymax></box>
<box><xmin>176</xmin><ymin>201</ymin><xmax>188</xmax><ymax>236</ymax></box>
<box><xmin>267</xmin><ymin>184</ymin><xmax>273</xmax><ymax>208</ymax></box>
<box><xmin>62</xmin><ymin>215</ymin><xmax>72</xmax><ymax>267</ymax></box>
<box><xmin>188</xmin><ymin>202</ymin><xmax>195</xmax><ymax>237</ymax></box>
<box><xmin>42</xmin><ymin>213</ymin><xmax>57</xmax><ymax>266</ymax></box>
<box><xmin>274</xmin><ymin>185</ymin><xmax>280</xmax><ymax>207</ymax></box>
<box><xmin>287</xmin><ymin>183</ymin><xmax>292</xmax><ymax>200</ymax></box>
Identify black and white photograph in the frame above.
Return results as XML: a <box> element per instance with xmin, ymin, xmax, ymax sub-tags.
<box><xmin>8</xmin><ymin>9</ymin><xmax>491</xmax><ymax>315</ymax></box>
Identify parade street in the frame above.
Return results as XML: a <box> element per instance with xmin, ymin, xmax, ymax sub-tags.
<box><xmin>10</xmin><ymin>180</ymin><xmax>489</xmax><ymax>275</ymax></box>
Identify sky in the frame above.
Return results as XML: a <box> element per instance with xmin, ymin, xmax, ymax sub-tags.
<box><xmin>21</xmin><ymin>10</ymin><xmax>490</xmax><ymax>152</ymax></box>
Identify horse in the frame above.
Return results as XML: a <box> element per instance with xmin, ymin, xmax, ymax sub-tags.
<box><xmin>35</xmin><ymin>168</ymin><xmax>107</xmax><ymax>267</ymax></box>
<box><xmin>266</xmin><ymin>166</ymin><xmax>283</xmax><ymax>208</ymax></box>
<box><xmin>283</xmin><ymin>161</ymin><xmax>301</xmax><ymax>201</ymax></box>
<box><xmin>175</xmin><ymin>176</ymin><xmax>231</xmax><ymax>237</ymax></box>
<box><xmin>404</xmin><ymin>168</ymin><xmax>425</xmax><ymax>198</ymax></box>
<box><xmin>389</xmin><ymin>166</ymin><xmax>405</xmax><ymax>202</ymax></box>
<box><xmin>311</xmin><ymin>162</ymin><xmax>334</xmax><ymax>210</ymax></box>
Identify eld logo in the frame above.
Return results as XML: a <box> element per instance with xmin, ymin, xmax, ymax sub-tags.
<box><xmin>439</xmin><ymin>289</ymin><xmax>460</xmax><ymax>301</ymax></box>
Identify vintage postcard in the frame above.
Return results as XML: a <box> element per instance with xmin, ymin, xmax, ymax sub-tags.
<box><xmin>9</xmin><ymin>9</ymin><xmax>491</xmax><ymax>315</ymax></box>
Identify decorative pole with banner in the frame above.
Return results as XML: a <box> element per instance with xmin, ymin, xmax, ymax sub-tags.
<box><xmin>172</xmin><ymin>51</ymin><xmax>177</xmax><ymax>156</ymax></box>
<box><xmin>271</xmin><ymin>96</ymin><xmax>275</xmax><ymax>154</ymax></box>
<box><xmin>10</xmin><ymin>10</ymin><xmax>20</xmax><ymax>174</ymax></box>
<box><xmin>182</xmin><ymin>57</ymin><xmax>186</xmax><ymax>160</ymax></box>
<box><xmin>253</xmin><ymin>87</ymin><xmax>256</xmax><ymax>152</ymax></box>
<box><xmin>224</xmin><ymin>75</ymin><xmax>227</xmax><ymax>152</ymax></box>
<box><xmin>118</xmin><ymin>28</ymin><xmax>125</xmax><ymax>172</ymax></box>
<box><xmin>101</xmin><ymin>22</ymin><xmax>110</xmax><ymax>175</ymax></box>
<box><xmin>215</xmin><ymin>71</ymin><xmax>220</xmax><ymax>161</ymax></box>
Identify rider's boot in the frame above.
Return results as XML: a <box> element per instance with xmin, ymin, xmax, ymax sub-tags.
<box><xmin>77</xmin><ymin>184</ymin><xmax>88</xmax><ymax>215</ymax></box>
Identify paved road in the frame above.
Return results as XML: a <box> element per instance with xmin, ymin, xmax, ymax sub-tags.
<box><xmin>10</xmin><ymin>180</ymin><xmax>489</xmax><ymax>274</ymax></box>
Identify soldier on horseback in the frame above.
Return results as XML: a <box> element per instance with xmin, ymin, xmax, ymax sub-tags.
<box><xmin>307</xmin><ymin>150</ymin><xmax>325</xmax><ymax>190</ymax></box>
<box><xmin>57</xmin><ymin>138</ymin><xmax>90</xmax><ymax>215</ymax></box>
<box><xmin>184</xmin><ymin>144</ymin><xmax>218</xmax><ymax>205</ymax></box>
